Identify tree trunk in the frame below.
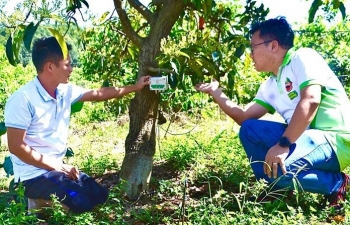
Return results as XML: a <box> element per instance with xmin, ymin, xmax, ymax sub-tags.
<box><xmin>118</xmin><ymin>0</ymin><xmax>186</xmax><ymax>200</ymax></box>
<box><xmin>119</xmin><ymin>87</ymin><xmax>158</xmax><ymax>199</ymax></box>
<box><xmin>119</xmin><ymin>43</ymin><xmax>159</xmax><ymax>200</ymax></box>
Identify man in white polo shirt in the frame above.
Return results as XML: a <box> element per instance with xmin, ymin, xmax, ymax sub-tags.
<box><xmin>4</xmin><ymin>36</ymin><xmax>150</xmax><ymax>214</ymax></box>
<box><xmin>195</xmin><ymin>17</ymin><xmax>350</xmax><ymax>215</ymax></box>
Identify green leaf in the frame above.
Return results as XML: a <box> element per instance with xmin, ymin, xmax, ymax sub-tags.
<box><xmin>49</xmin><ymin>14</ymin><xmax>64</xmax><ymax>22</ymax></box>
<box><xmin>102</xmin><ymin>80</ymin><xmax>110</xmax><ymax>87</ymax></box>
<box><xmin>168</xmin><ymin>73</ymin><xmax>178</xmax><ymax>89</ymax></box>
<box><xmin>170</xmin><ymin>61</ymin><xmax>178</xmax><ymax>74</ymax></box>
<box><xmin>332</xmin><ymin>0</ymin><xmax>340</xmax><ymax>9</ymax></box>
<box><xmin>48</xmin><ymin>28</ymin><xmax>68</xmax><ymax>59</ymax></box>
<box><xmin>175</xmin><ymin>56</ymin><xmax>186</xmax><ymax>88</ymax></box>
<box><xmin>5</xmin><ymin>35</ymin><xmax>16</xmax><ymax>66</ymax></box>
<box><xmin>127</xmin><ymin>46</ymin><xmax>135</xmax><ymax>60</ymax></box>
<box><xmin>178</xmin><ymin>51</ymin><xmax>191</xmax><ymax>58</ymax></box>
<box><xmin>71</xmin><ymin>101</ymin><xmax>84</xmax><ymax>114</ymax></box>
<box><xmin>308</xmin><ymin>0</ymin><xmax>322</xmax><ymax>23</ymax></box>
<box><xmin>13</xmin><ymin>30</ymin><xmax>24</xmax><ymax>62</ymax></box>
<box><xmin>99</xmin><ymin>11</ymin><xmax>110</xmax><ymax>23</ymax></box>
<box><xmin>74</xmin><ymin>0</ymin><xmax>82</xmax><ymax>8</ymax></box>
<box><xmin>227</xmin><ymin>70</ymin><xmax>236</xmax><ymax>99</ymax></box>
<box><xmin>234</xmin><ymin>45</ymin><xmax>245</xmax><ymax>58</ymax></box>
<box><xmin>80</xmin><ymin>0</ymin><xmax>89</xmax><ymax>8</ymax></box>
<box><xmin>23</xmin><ymin>21</ymin><xmax>40</xmax><ymax>51</ymax></box>
<box><xmin>65</xmin><ymin>147</ymin><xmax>74</xmax><ymax>157</ymax></box>
<box><xmin>0</xmin><ymin>122</ymin><xmax>6</xmax><ymax>136</ymax></box>
<box><xmin>3</xmin><ymin>156</ymin><xmax>14</xmax><ymax>177</ymax></box>
<box><xmin>204</xmin><ymin>0</ymin><xmax>213</xmax><ymax>18</ymax></box>
<box><xmin>199</xmin><ymin>56</ymin><xmax>218</xmax><ymax>76</ymax></box>
<box><xmin>190</xmin><ymin>74</ymin><xmax>199</xmax><ymax>87</ymax></box>
<box><xmin>194</xmin><ymin>0</ymin><xmax>202</xmax><ymax>10</ymax></box>
<box><xmin>338</xmin><ymin>2</ymin><xmax>346</xmax><ymax>20</ymax></box>
<box><xmin>188</xmin><ymin>59</ymin><xmax>203</xmax><ymax>77</ymax></box>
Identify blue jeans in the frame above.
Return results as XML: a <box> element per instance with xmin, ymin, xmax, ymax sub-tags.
<box><xmin>239</xmin><ymin>119</ymin><xmax>344</xmax><ymax>195</ymax></box>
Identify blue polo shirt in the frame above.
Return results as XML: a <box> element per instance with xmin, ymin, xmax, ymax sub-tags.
<box><xmin>4</xmin><ymin>76</ymin><xmax>87</xmax><ymax>182</ymax></box>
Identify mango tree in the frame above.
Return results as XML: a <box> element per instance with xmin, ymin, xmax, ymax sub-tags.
<box><xmin>3</xmin><ymin>0</ymin><xmax>347</xmax><ymax>200</ymax></box>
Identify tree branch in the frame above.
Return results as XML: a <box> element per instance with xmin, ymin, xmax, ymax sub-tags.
<box><xmin>148</xmin><ymin>67</ymin><xmax>174</xmax><ymax>74</ymax></box>
<box><xmin>128</xmin><ymin>0</ymin><xmax>154</xmax><ymax>23</ymax></box>
<box><xmin>149</xmin><ymin>0</ymin><xmax>186</xmax><ymax>40</ymax></box>
<box><xmin>23</xmin><ymin>2</ymin><xmax>34</xmax><ymax>23</ymax></box>
<box><xmin>151</xmin><ymin>0</ymin><xmax>169</xmax><ymax>5</ymax></box>
<box><xmin>113</xmin><ymin>0</ymin><xmax>143</xmax><ymax>48</ymax></box>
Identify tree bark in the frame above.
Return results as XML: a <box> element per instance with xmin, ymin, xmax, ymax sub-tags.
<box><xmin>118</xmin><ymin>0</ymin><xmax>186</xmax><ymax>200</ymax></box>
<box><xmin>119</xmin><ymin>44</ymin><xmax>159</xmax><ymax>199</ymax></box>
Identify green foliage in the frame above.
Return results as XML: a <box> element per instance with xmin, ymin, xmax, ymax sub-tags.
<box><xmin>308</xmin><ymin>0</ymin><xmax>347</xmax><ymax>23</ymax></box>
<box><xmin>0</xmin><ymin>45</ymin><xmax>36</xmax><ymax>121</ymax></box>
<box><xmin>295</xmin><ymin>17</ymin><xmax>350</xmax><ymax>86</ymax></box>
<box><xmin>158</xmin><ymin>0</ymin><xmax>268</xmax><ymax>103</ymax></box>
<box><xmin>0</xmin><ymin>200</ymin><xmax>37</xmax><ymax>224</ymax></box>
<box><xmin>80</xmin><ymin>15</ymin><xmax>139</xmax><ymax>84</ymax></box>
<box><xmin>77</xmin><ymin>0</ymin><xmax>270</xmax><ymax>114</ymax></box>
<box><xmin>159</xmin><ymin>116</ymin><xmax>251</xmax><ymax>184</ymax></box>
<box><xmin>71</xmin><ymin>100</ymin><xmax>118</xmax><ymax>124</ymax></box>
<box><xmin>79</xmin><ymin>15</ymin><xmax>142</xmax><ymax>116</ymax></box>
<box><xmin>80</xmin><ymin>153</ymin><xmax>119</xmax><ymax>176</ymax></box>
<box><xmin>0</xmin><ymin>184</ymin><xmax>37</xmax><ymax>224</ymax></box>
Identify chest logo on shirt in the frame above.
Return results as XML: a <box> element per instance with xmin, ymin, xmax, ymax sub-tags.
<box><xmin>285</xmin><ymin>78</ymin><xmax>293</xmax><ymax>92</ymax></box>
<box><xmin>285</xmin><ymin>77</ymin><xmax>298</xmax><ymax>100</ymax></box>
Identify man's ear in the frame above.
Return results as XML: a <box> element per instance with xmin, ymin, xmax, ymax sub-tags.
<box><xmin>44</xmin><ymin>62</ymin><xmax>53</xmax><ymax>73</ymax></box>
<box><xmin>271</xmin><ymin>40</ymin><xmax>279</xmax><ymax>52</ymax></box>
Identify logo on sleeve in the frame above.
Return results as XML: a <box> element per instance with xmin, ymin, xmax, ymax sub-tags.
<box><xmin>285</xmin><ymin>77</ymin><xmax>298</xmax><ymax>100</ymax></box>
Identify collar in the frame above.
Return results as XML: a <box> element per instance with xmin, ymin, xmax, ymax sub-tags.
<box><xmin>281</xmin><ymin>47</ymin><xmax>295</xmax><ymax>67</ymax></box>
<box><xmin>33</xmin><ymin>76</ymin><xmax>63</xmax><ymax>101</ymax></box>
<box><xmin>276</xmin><ymin>47</ymin><xmax>296</xmax><ymax>94</ymax></box>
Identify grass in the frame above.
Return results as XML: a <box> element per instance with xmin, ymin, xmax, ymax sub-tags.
<box><xmin>0</xmin><ymin>105</ymin><xmax>349</xmax><ymax>224</ymax></box>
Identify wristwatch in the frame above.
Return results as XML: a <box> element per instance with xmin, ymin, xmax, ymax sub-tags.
<box><xmin>278</xmin><ymin>136</ymin><xmax>293</xmax><ymax>148</ymax></box>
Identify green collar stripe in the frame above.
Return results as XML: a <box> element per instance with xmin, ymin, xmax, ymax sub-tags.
<box><xmin>281</xmin><ymin>47</ymin><xmax>296</xmax><ymax>66</ymax></box>
<box><xmin>277</xmin><ymin>48</ymin><xmax>296</xmax><ymax>94</ymax></box>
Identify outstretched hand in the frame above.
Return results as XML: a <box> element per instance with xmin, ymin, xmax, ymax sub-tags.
<box><xmin>135</xmin><ymin>75</ymin><xmax>151</xmax><ymax>90</ymax></box>
<box><xmin>194</xmin><ymin>79</ymin><xmax>219</xmax><ymax>94</ymax></box>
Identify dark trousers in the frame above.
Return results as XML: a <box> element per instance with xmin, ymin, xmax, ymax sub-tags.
<box><xmin>23</xmin><ymin>171</ymin><xmax>109</xmax><ymax>213</ymax></box>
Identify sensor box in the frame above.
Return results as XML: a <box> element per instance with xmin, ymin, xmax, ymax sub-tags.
<box><xmin>150</xmin><ymin>76</ymin><xmax>168</xmax><ymax>91</ymax></box>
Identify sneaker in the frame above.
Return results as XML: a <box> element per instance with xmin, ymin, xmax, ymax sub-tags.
<box><xmin>324</xmin><ymin>172</ymin><xmax>349</xmax><ymax>215</ymax></box>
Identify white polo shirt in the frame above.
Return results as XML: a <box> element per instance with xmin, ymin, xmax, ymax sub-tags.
<box><xmin>254</xmin><ymin>48</ymin><xmax>350</xmax><ymax>170</ymax></box>
<box><xmin>4</xmin><ymin>76</ymin><xmax>87</xmax><ymax>182</ymax></box>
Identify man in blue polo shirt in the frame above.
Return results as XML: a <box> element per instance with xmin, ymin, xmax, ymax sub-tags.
<box><xmin>195</xmin><ymin>17</ymin><xmax>350</xmax><ymax>215</ymax></box>
<box><xmin>4</xmin><ymin>36</ymin><xmax>150</xmax><ymax>214</ymax></box>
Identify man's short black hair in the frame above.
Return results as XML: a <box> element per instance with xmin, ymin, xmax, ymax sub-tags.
<box><xmin>249</xmin><ymin>17</ymin><xmax>294</xmax><ymax>50</ymax></box>
<box><xmin>32</xmin><ymin>36</ymin><xmax>72</xmax><ymax>72</ymax></box>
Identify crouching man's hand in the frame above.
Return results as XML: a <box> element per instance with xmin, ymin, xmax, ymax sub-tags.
<box><xmin>56</xmin><ymin>164</ymin><xmax>80</xmax><ymax>180</ymax></box>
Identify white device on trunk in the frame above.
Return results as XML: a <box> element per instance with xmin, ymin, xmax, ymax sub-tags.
<box><xmin>150</xmin><ymin>76</ymin><xmax>168</xmax><ymax>91</ymax></box>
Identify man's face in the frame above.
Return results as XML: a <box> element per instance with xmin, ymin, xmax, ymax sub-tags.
<box><xmin>51</xmin><ymin>55</ymin><xmax>73</xmax><ymax>84</ymax></box>
<box><xmin>249</xmin><ymin>31</ymin><xmax>273</xmax><ymax>72</ymax></box>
